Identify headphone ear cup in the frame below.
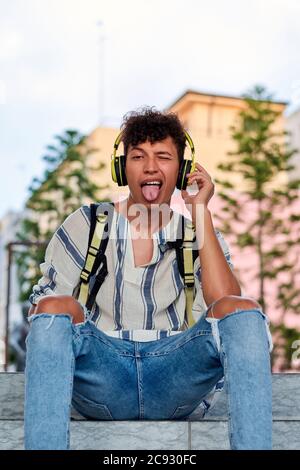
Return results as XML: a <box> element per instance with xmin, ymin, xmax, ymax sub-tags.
<box><xmin>111</xmin><ymin>158</ymin><xmax>117</xmax><ymax>183</ymax></box>
<box><xmin>176</xmin><ymin>159</ymin><xmax>192</xmax><ymax>190</ymax></box>
<box><xmin>120</xmin><ymin>155</ymin><xmax>128</xmax><ymax>186</ymax></box>
<box><xmin>113</xmin><ymin>155</ymin><xmax>128</xmax><ymax>186</ymax></box>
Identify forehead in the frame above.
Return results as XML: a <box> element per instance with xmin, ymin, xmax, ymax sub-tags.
<box><xmin>128</xmin><ymin>136</ymin><xmax>177</xmax><ymax>153</ymax></box>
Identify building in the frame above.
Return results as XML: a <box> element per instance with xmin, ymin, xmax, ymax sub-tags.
<box><xmin>0</xmin><ymin>210</ymin><xmax>23</xmax><ymax>370</ymax></box>
<box><xmin>286</xmin><ymin>106</ymin><xmax>300</xmax><ymax>181</ymax></box>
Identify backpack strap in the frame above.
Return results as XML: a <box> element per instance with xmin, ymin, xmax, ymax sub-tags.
<box><xmin>168</xmin><ymin>215</ymin><xmax>198</xmax><ymax>328</ymax></box>
<box><xmin>78</xmin><ymin>202</ymin><xmax>114</xmax><ymax>311</ymax></box>
<box><xmin>182</xmin><ymin>218</ymin><xmax>197</xmax><ymax>328</ymax></box>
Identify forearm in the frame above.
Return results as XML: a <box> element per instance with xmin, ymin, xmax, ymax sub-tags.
<box><xmin>194</xmin><ymin>206</ymin><xmax>241</xmax><ymax>305</ymax></box>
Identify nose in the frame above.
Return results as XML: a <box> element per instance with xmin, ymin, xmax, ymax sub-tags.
<box><xmin>144</xmin><ymin>157</ymin><xmax>159</xmax><ymax>173</ymax></box>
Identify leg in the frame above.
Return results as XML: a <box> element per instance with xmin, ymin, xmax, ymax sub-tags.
<box><xmin>24</xmin><ymin>295</ymin><xmax>84</xmax><ymax>450</ymax></box>
<box><xmin>25</xmin><ymin>296</ymin><xmax>139</xmax><ymax>448</ymax></box>
<box><xmin>205</xmin><ymin>295</ymin><xmax>272</xmax><ymax>450</ymax></box>
<box><xmin>30</xmin><ymin>294</ymin><xmax>85</xmax><ymax>323</ymax></box>
<box><xmin>206</xmin><ymin>294</ymin><xmax>262</xmax><ymax>319</ymax></box>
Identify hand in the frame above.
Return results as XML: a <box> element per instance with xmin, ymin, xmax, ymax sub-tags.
<box><xmin>181</xmin><ymin>162</ymin><xmax>215</xmax><ymax>220</ymax></box>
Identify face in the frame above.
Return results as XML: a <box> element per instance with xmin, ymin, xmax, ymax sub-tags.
<box><xmin>125</xmin><ymin>136</ymin><xmax>180</xmax><ymax>208</ymax></box>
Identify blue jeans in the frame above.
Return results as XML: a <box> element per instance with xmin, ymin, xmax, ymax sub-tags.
<box><xmin>24</xmin><ymin>307</ymin><xmax>272</xmax><ymax>450</ymax></box>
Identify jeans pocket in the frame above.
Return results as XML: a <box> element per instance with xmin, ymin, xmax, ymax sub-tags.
<box><xmin>168</xmin><ymin>404</ymin><xmax>195</xmax><ymax>420</ymax></box>
<box><xmin>72</xmin><ymin>391</ymin><xmax>114</xmax><ymax>420</ymax></box>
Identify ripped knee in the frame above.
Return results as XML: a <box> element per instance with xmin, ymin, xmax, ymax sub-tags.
<box><xmin>33</xmin><ymin>295</ymin><xmax>84</xmax><ymax>324</ymax></box>
<box><xmin>206</xmin><ymin>295</ymin><xmax>262</xmax><ymax>319</ymax></box>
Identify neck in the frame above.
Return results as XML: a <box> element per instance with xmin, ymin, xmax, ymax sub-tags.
<box><xmin>115</xmin><ymin>197</ymin><xmax>173</xmax><ymax>237</ymax></box>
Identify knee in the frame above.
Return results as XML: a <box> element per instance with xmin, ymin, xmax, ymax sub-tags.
<box><xmin>207</xmin><ymin>295</ymin><xmax>262</xmax><ymax>319</ymax></box>
<box><xmin>34</xmin><ymin>295</ymin><xmax>84</xmax><ymax>324</ymax></box>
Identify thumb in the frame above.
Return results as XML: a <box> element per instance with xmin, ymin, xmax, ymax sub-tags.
<box><xmin>181</xmin><ymin>189</ymin><xmax>189</xmax><ymax>202</ymax></box>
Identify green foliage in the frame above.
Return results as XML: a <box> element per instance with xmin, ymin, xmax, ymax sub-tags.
<box><xmin>216</xmin><ymin>84</ymin><xmax>300</xmax><ymax>370</ymax></box>
<box><xmin>16</xmin><ymin>129</ymin><xmax>109</xmax><ymax>302</ymax></box>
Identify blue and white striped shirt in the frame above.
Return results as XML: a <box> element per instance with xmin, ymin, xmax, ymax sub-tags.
<box><xmin>30</xmin><ymin>204</ymin><xmax>234</xmax><ymax>342</ymax></box>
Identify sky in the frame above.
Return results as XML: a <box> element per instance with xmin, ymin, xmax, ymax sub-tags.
<box><xmin>1</xmin><ymin>0</ymin><xmax>300</xmax><ymax>219</ymax></box>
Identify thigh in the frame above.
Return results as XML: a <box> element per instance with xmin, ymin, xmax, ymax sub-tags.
<box><xmin>71</xmin><ymin>321</ymin><xmax>139</xmax><ymax>420</ymax></box>
<box><xmin>139</xmin><ymin>315</ymin><xmax>224</xmax><ymax>420</ymax></box>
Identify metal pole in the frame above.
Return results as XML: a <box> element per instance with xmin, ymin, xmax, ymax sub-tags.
<box><xmin>4</xmin><ymin>243</ymin><xmax>12</xmax><ymax>371</ymax></box>
<box><xmin>3</xmin><ymin>240</ymin><xmax>48</xmax><ymax>372</ymax></box>
<box><xmin>97</xmin><ymin>20</ymin><xmax>105</xmax><ymax>125</ymax></box>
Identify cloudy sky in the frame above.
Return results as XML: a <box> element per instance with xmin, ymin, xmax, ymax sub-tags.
<box><xmin>1</xmin><ymin>0</ymin><xmax>300</xmax><ymax>219</ymax></box>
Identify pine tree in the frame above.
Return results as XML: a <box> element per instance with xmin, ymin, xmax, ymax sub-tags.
<box><xmin>15</xmin><ymin>129</ymin><xmax>108</xmax><ymax>303</ymax></box>
<box><xmin>215</xmin><ymin>85</ymin><xmax>300</xmax><ymax>370</ymax></box>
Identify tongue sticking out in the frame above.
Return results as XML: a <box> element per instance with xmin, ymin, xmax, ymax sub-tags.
<box><xmin>141</xmin><ymin>185</ymin><xmax>161</xmax><ymax>202</ymax></box>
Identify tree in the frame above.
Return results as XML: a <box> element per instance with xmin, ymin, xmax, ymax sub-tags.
<box><xmin>15</xmin><ymin>129</ymin><xmax>108</xmax><ymax>303</ymax></box>
<box><xmin>214</xmin><ymin>85</ymin><xmax>300</xmax><ymax>370</ymax></box>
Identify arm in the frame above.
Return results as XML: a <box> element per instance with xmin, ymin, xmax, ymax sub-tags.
<box><xmin>28</xmin><ymin>206</ymin><xmax>91</xmax><ymax>314</ymax></box>
<box><xmin>182</xmin><ymin>163</ymin><xmax>241</xmax><ymax>306</ymax></box>
<box><xmin>195</xmin><ymin>207</ymin><xmax>241</xmax><ymax>305</ymax></box>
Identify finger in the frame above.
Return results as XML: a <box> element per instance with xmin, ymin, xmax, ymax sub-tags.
<box><xmin>181</xmin><ymin>189</ymin><xmax>191</xmax><ymax>201</ymax></box>
<box><xmin>195</xmin><ymin>162</ymin><xmax>209</xmax><ymax>173</ymax></box>
<box><xmin>187</xmin><ymin>174</ymin><xmax>209</xmax><ymax>184</ymax></box>
<box><xmin>186</xmin><ymin>168</ymin><xmax>208</xmax><ymax>177</ymax></box>
<box><xmin>187</xmin><ymin>163</ymin><xmax>210</xmax><ymax>177</ymax></box>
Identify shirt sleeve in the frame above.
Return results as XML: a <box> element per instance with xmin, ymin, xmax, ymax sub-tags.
<box><xmin>29</xmin><ymin>205</ymin><xmax>91</xmax><ymax>306</ymax></box>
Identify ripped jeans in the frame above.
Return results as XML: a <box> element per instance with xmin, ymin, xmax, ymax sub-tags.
<box><xmin>24</xmin><ymin>306</ymin><xmax>273</xmax><ymax>450</ymax></box>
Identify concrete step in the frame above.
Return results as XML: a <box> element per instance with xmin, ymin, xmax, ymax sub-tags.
<box><xmin>1</xmin><ymin>419</ymin><xmax>299</xmax><ymax>450</ymax></box>
<box><xmin>0</xmin><ymin>372</ymin><xmax>299</xmax><ymax>420</ymax></box>
<box><xmin>0</xmin><ymin>373</ymin><xmax>299</xmax><ymax>449</ymax></box>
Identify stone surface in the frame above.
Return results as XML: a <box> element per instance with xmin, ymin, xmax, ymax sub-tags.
<box><xmin>191</xmin><ymin>420</ymin><xmax>230</xmax><ymax>449</ymax></box>
<box><xmin>191</xmin><ymin>419</ymin><xmax>300</xmax><ymax>450</ymax></box>
<box><xmin>0</xmin><ymin>420</ymin><xmax>188</xmax><ymax>450</ymax></box>
<box><xmin>70</xmin><ymin>421</ymin><xmax>188</xmax><ymax>450</ymax></box>
<box><xmin>1</xmin><ymin>419</ymin><xmax>299</xmax><ymax>450</ymax></box>
<box><xmin>0</xmin><ymin>421</ymin><xmax>24</xmax><ymax>450</ymax></box>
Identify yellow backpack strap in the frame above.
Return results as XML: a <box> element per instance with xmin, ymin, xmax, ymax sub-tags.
<box><xmin>78</xmin><ymin>203</ymin><xmax>113</xmax><ymax>311</ymax></box>
<box><xmin>182</xmin><ymin>219</ymin><xmax>196</xmax><ymax>327</ymax></box>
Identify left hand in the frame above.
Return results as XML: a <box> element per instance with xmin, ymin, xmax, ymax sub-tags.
<box><xmin>181</xmin><ymin>162</ymin><xmax>215</xmax><ymax>218</ymax></box>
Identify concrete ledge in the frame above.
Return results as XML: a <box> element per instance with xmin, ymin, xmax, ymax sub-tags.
<box><xmin>1</xmin><ymin>419</ymin><xmax>299</xmax><ymax>450</ymax></box>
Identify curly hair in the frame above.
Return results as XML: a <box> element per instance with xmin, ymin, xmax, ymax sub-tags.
<box><xmin>120</xmin><ymin>107</ymin><xmax>186</xmax><ymax>161</ymax></box>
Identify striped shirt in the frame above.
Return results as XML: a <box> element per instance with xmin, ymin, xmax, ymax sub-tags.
<box><xmin>29</xmin><ymin>203</ymin><xmax>234</xmax><ymax>342</ymax></box>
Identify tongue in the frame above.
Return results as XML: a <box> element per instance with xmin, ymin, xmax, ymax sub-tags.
<box><xmin>141</xmin><ymin>185</ymin><xmax>160</xmax><ymax>201</ymax></box>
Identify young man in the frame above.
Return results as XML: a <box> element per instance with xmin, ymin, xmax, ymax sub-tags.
<box><xmin>25</xmin><ymin>108</ymin><xmax>273</xmax><ymax>450</ymax></box>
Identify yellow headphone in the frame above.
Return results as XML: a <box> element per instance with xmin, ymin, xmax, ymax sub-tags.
<box><xmin>111</xmin><ymin>130</ymin><xmax>196</xmax><ymax>190</ymax></box>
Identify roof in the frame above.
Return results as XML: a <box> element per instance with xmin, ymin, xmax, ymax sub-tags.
<box><xmin>166</xmin><ymin>89</ymin><xmax>288</xmax><ymax>110</ymax></box>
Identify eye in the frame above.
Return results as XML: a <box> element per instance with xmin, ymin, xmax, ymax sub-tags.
<box><xmin>132</xmin><ymin>155</ymin><xmax>143</xmax><ymax>160</ymax></box>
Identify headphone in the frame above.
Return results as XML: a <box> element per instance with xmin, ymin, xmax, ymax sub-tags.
<box><xmin>111</xmin><ymin>130</ymin><xmax>196</xmax><ymax>190</ymax></box>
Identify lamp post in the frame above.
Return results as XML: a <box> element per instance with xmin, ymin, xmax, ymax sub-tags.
<box><xmin>97</xmin><ymin>20</ymin><xmax>106</xmax><ymax>125</ymax></box>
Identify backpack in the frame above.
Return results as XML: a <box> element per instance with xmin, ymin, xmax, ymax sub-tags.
<box><xmin>77</xmin><ymin>202</ymin><xmax>198</xmax><ymax>327</ymax></box>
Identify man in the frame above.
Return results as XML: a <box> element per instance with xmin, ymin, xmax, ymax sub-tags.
<box><xmin>25</xmin><ymin>108</ymin><xmax>273</xmax><ymax>450</ymax></box>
